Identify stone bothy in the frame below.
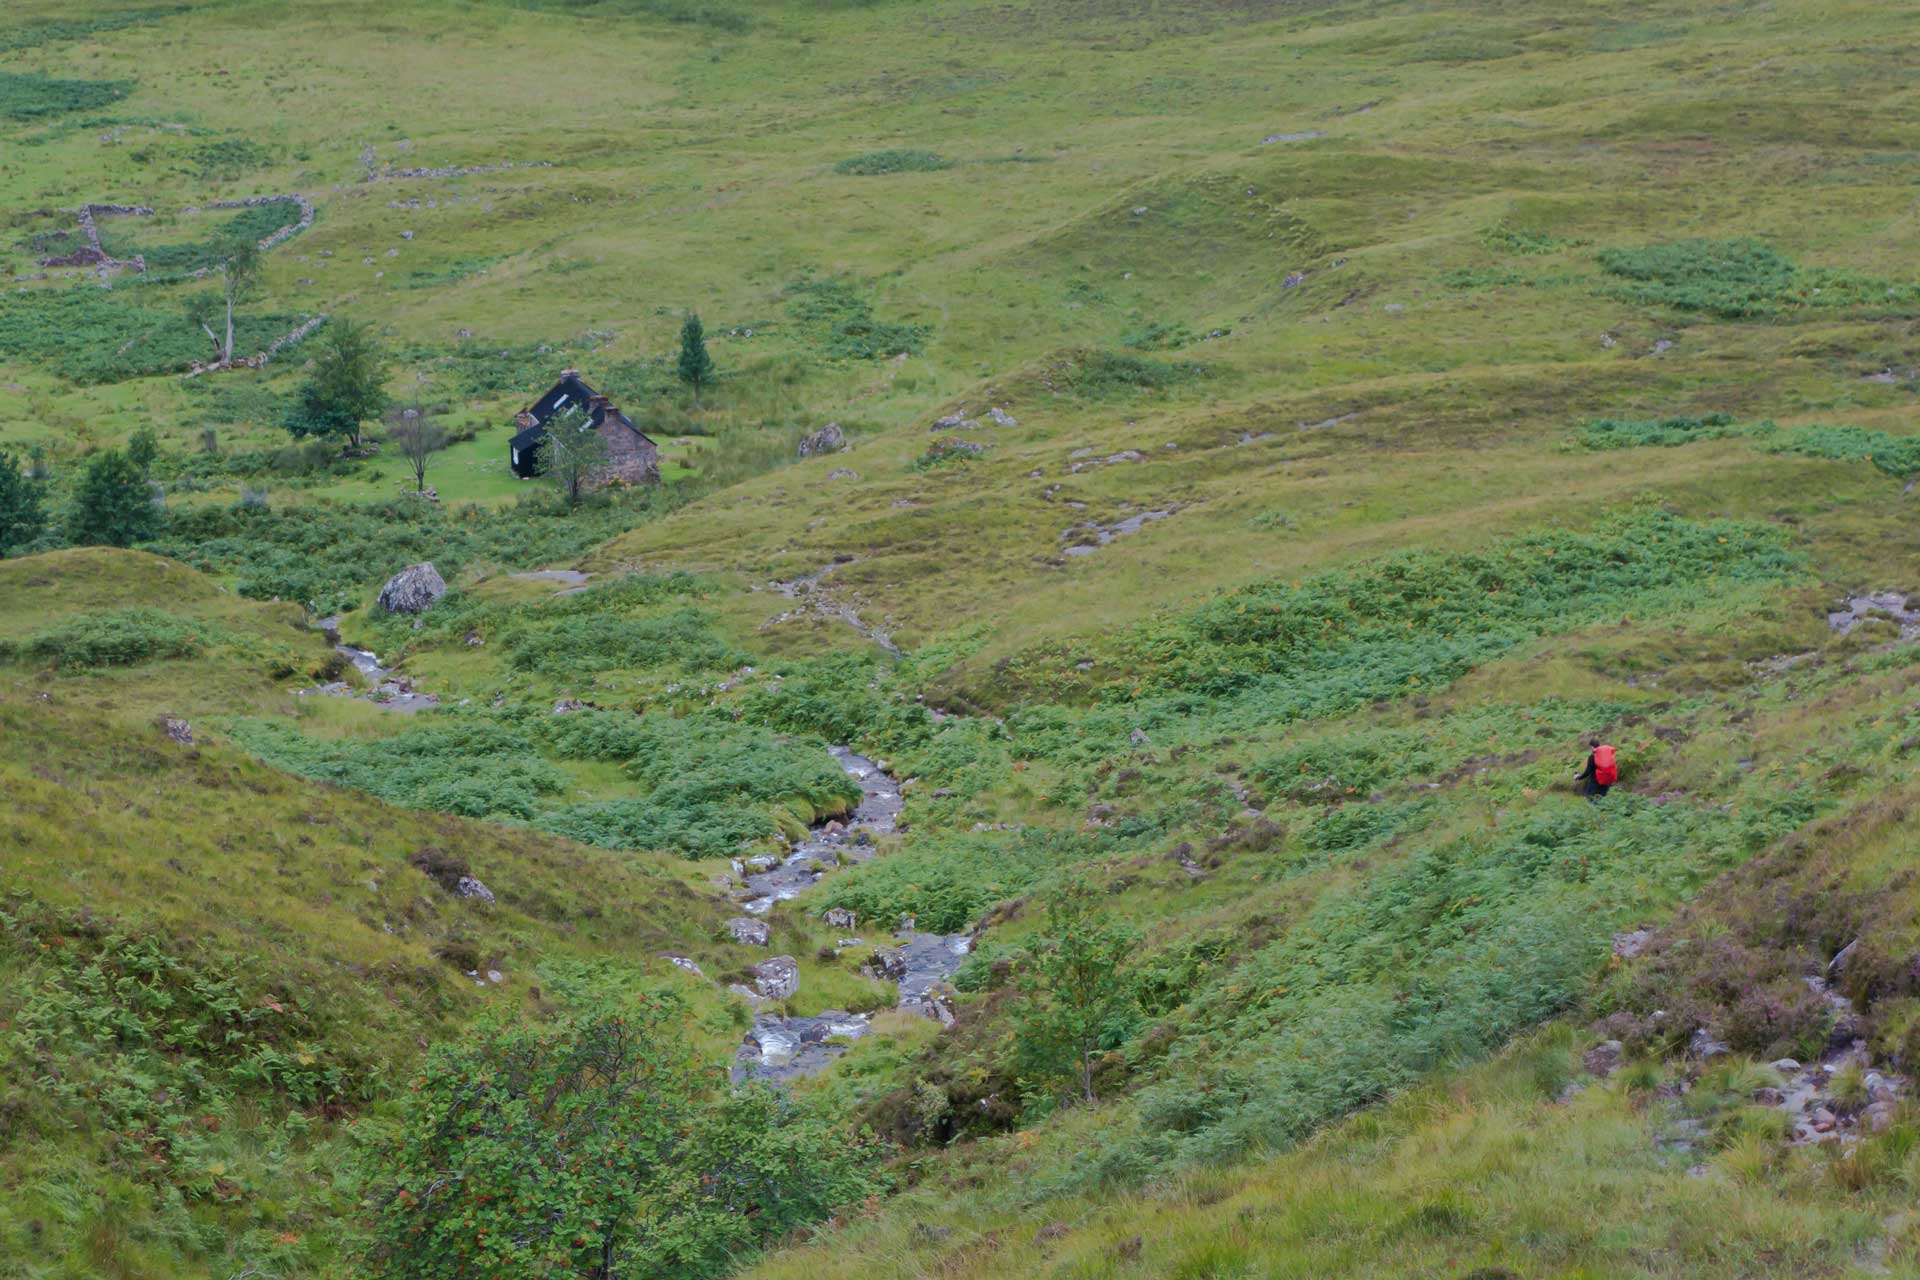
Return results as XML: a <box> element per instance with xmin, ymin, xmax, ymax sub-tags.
<box><xmin>509</xmin><ymin>370</ymin><xmax>660</xmax><ymax>487</ymax></box>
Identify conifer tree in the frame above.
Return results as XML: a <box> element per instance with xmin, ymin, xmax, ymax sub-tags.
<box><xmin>675</xmin><ymin>312</ymin><xmax>716</xmax><ymax>408</ymax></box>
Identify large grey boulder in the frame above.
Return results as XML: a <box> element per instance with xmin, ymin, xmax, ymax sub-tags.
<box><xmin>752</xmin><ymin>956</ymin><xmax>799</xmax><ymax>1000</ymax></box>
<box><xmin>454</xmin><ymin>875</ymin><xmax>495</xmax><ymax>905</ymax></box>
<box><xmin>377</xmin><ymin>562</ymin><xmax>447</xmax><ymax>614</ymax></box>
<box><xmin>798</xmin><ymin>422</ymin><xmax>846</xmax><ymax>457</ymax></box>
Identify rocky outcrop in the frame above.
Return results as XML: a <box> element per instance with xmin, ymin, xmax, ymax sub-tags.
<box><xmin>377</xmin><ymin>562</ymin><xmax>447</xmax><ymax>614</ymax></box>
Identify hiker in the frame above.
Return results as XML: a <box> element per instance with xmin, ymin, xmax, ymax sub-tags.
<box><xmin>1575</xmin><ymin>737</ymin><xmax>1618</xmax><ymax>801</ymax></box>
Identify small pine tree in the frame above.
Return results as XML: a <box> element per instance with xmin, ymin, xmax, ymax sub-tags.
<box><xmin>675</xmin><ymin>312</ymin><xmax>716</xmax><ymax>408</ymax></box>
<box><xmin>69</xmin><ymin>450</ymin><xmax>160</xmax><ymax>548</ymax></box>
<box><xmin>0</xmin><ymin>447</ymin><xmax>47</xmax><ymax>555</ymax></box>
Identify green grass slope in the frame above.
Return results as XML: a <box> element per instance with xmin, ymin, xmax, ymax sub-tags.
<box><xmin>4</xmin><ymin>0</ymin><xmax>1920</xmax><ymax>1276</ymax></box>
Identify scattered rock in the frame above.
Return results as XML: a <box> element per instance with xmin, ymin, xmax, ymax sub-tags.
<box><xmin>798</xmin><ymin>422</ymin><xmax>846</xmax><ymax>457</ymax></box>
<box><xmin>987</xmin><ymin>406</ymin><xmax>1018</xmax><ymax>426</ymax></box>
<box><xmin>1771</xmin><ymin>1058</ymin><xmax>1802</xmax><ymax>1074</ymax></box>
<box><xmin>454</xmin><ymin>875</ymin><xmax>495</xmax><ymax>905</ymax></box>
<box><xmin>160</xmin><ymin>717</ymin><xmax>194</xmax><ymax>745</ymax></box>
<box><xmin>752</xmin><ymin>955</ymin><xmax>800</xmax><ymax>1000</ymax></box>
<box><xmin>376</xmin><ymin>562</ymin><xmax>447</xmax><ymax>614</ymax></box>
<box><xmin>1688</xmin><ymin>1028</ymin><xmax>1730</xmax><ymax>1060</ymax></box>
<box><xmin>552</xmin><ymin>698</ymin><xmax>589</xmax><ymax>715</ymax></box>
<box><xmin>667</xmin><ymin>955</ymin><xmax>704</xmax><ymax>978</ymax></box>
<box><xmin>827</xmin><ymin>468</ymin><xmax>858</xmax><ymax>480</ymax></box>
<box><xmin>1129</xmin><ymin>727</ymin><xmax>1151</xmax><ymax>747</ymax></box>
<box><xmin>726</xmin><ymin>917</ymin><xmax>771</xmax><ymax>946</ymax></box>
<box><xmin>1584</xmin><ymin>1039</ymin><xmax>1624</xmax><ymax>1077</ymax></box>
<box><xmin>1262</xmin><ymin>131</ymin><xmax>1325</xmax><ymax>144</ymax></box>
<box><xmin>1612</xmin><ymin>928</ymin><xmax>1655</xmax><ymax>959</ymax></box>
<box><xmin>1829</xmin><ymin>939</ymin><xmax>1859</xmax><ymax>978</ymax></box>
<box><xmin>1035</xmin><ymin>1223</ymin><xmax>1070</xmax><ymax>1243</ymax></box>
<box><xmin>825</xmin><ymin>907</ymin><xmax>857</xmax><ymax>929</ymax></box>
<box><xmin>1751</xmin><ymin>1086</ymin><xmax>1786</xmax><ymax>1107</ymax></box>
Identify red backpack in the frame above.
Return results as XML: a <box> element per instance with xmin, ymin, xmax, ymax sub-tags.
<box><xmin>1593</xmin><ymin>744</ymin><xmax>1618</xmax><ymax>785</ymax></box>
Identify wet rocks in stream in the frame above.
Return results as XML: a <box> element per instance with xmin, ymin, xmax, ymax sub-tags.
<box><xmin>730</xmin><ymin>747</ymin><xmax>973</xmax><ymax>1084</ymax></box>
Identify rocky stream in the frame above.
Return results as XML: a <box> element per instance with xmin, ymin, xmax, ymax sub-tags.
<box><xmin>725</xmin><ymin>747</ymin><xmax>972</xmax><ymax>1084</ymax></box>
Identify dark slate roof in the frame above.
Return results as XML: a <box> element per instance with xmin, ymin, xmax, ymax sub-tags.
<box><xmin>510</xmin><ymin>422</ymin><xmax>549</xmax><ymax>454</ymax></box>
<box><xmin>526</xmin><ymin>373</ymin><xmax>598</xmax><ymax>427</ymax></box>
<box><xmin>519</xmin><ymin>374</ymin><xmax>656</xmax><ymax>446</ymax></box>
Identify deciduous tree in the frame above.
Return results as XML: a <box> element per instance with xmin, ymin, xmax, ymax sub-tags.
<box><xmin>187</xmin><ymin>236</ymin><xmax>261</xmax><ymax>367</ymax></box>
<box><xmin>0</xmin><ymin>447</ymin><xmax>47</xmax><ymax>554</ymax></box>
<box><xmin>284</xmin><ymin>319</ymin><xmax>388</xmax><ymax>450</ymax></box>
<box><xmin>540</xmin><ymin>403</ymin><xmax>607</xmax><ymax>510</ymax></box>
<box><xmin>386</xmin><ymin>403</ymin><xmax>446</xmax><ymax>494</ymax></box>
<box><xmin>1012</xmin><ymin>876</ymin><xmax>1141</xmax><ymax>1104</ymax></box>
<box><xmin>69</xmin><ymin>450</ymin><xmax>159</xmax><ymax>548</ymax></box>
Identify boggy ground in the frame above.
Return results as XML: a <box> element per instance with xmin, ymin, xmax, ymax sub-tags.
<box><xmin>5</xmin><ymin>0</ymin><xmax>1920</xmax><ymax>1277</ymax></box>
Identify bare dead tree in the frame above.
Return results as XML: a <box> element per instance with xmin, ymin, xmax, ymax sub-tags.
<box><xmin>386</xmin><ymin>402</ymin><xmax>447</xmax><ymax>494</ymax></box>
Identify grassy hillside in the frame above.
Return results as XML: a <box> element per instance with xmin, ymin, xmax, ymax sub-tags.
<box><xmin>4</xmin><ymin>0</ymin><xmax>1920</xmax><ymax>1276</ymax></box>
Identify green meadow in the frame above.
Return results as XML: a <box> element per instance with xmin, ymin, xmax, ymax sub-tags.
<box><xmin>4</xmin><ymin>0</ymin><xmax>1920</xmax><ymax>1275</ymax></box>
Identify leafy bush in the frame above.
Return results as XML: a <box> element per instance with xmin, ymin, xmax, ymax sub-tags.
<box><xmin>910</xmin><ymin>438</ymin><xmax>984</xmax><ymax>471</ymax></box>
<box><xmin>1055</xmin><ymin>350</ymin><xmax>1208</xmax><ymax>397</ymax></box>
<box><xmin>1596</xmin><ymin>239</ymin><xmax>1920</xmax><ymax>319</ymax></box>
<box><xmin>2</xmin><ymin>607</ymin><xmax>215</xmax><ymax>668</ymax></box>
<box><xmin>1759</xmin><ymin>424</ymin><xmax>1920</xmax><ymax>478</ymax></box>
<box><xmin>230</xmin><ymin>708</ymin><xmax>860</xmax><ymax>859</ymax></box>
<box><xmin>835</xmin><ymin>149</ymin><xmax>950</xmax><ymax>175</ymax></box>
<box><xmin>785</xmin><ymin>280</ymin><xmax>930</xmax><ymax>359</ymax></box>
<box><xmin>1481</xmin><ymin>222</ymin><xmax>1585</xmax><ymax>254</ymax></box>
<box><xmin>357</xmin><ymin>992</ymin><xmax>882</xmax><ymax>1279</ymax></box>
<box><xmin>1120</xmin><ymin>319</ymin><xmax>1198</xmax><ymax>350</ymax></box>
<box><xmin>0</xmin><ymin>71</ymin><xmax>128</xmax><ymax>120</ymax></box>
<box><xmin>503</xmin><ymin>607</ymin><xmax>744</xmax><ymax>678</ymax></box>
<box><xmin>224</xmin><ymin>717</ymin><xmax>571</xmax><ymax>821</ymax></box>
<box><xmin>822</xmin><ymin>829</ymin><xmax>1076</xmax><ymax>933</ymax></box>
<box><xmin>539</xmin><ymin>712</ymin><xmax>861</xmax><ymax>857</ymax></box>
<box><xmin>1575</xmin><ymin>412</ymin><xmax>1737</xmax><ymax>450</ymax></box>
